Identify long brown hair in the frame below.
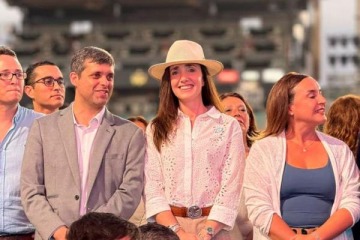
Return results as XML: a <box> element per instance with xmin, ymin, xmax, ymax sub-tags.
<box><xmin>152</xmin><ymin>64</ymin><xmax>223</xmax><ymax>152</ymax></box>
<box><xmin>219</xmin><ymin>92</ymin><xmax>259</xmax><ymax>147</ymax></box>
<box><xmin>261</xmin><ymin>72</ymin><xmax>308</xmax><ymax>139</ymax></box>
<box><xmin>323</xmin><ymin>94</ymin><xmax>360</xmax><ymax>157</ymax></box>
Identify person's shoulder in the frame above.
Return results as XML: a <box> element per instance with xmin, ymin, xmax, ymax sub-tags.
<box><xmin>318</xmin><ymin>131</ymin><xmax>348</xmax><ymax>147</ymax></box>
<box><xmin>214</xmin><ymin>109</ymin><xmax>238</xmax><ymax>125</ymax></box>
<box><xmin>106</xmin><ymin>112</ymin><xmax>142</xmax><ymax>131</ymax></box>
<box><xmin>216</xmin><ymin>112</ymin><xmax>240</xmax><ymax>130</ymax></box>
<box><xmin>252</xmin><ymin>133</ymin><xmax>283</xmax><ymax>149</ymax></box>
<box><xmin>219</xmin><ymin>112</ymin><xmax>236</xmax><ymax>122</ymax></box>
<box><xmin>18</xmin><ymin>105</ymin><xmax>44</xmax><ymax>121</ymax></box>
<box><xmin>37</xmin><ymin>107</ymin><xmax>66</xmax><ymax>122</ymax></box>
<box><xmin>107</xmin><ymin>112</ymin><xmax>131</xmax><ymax>125</ymax></box>
<box><xmin>19</xmin><ymin>105</ymin><xmax>40</xmax><ymax>115</ymax></box>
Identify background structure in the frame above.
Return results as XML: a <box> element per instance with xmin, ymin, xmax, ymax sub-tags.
<box><xmin>0</xmin><ymin>0</ymin><xmax>359</xmax><ymax>128</ymax></box>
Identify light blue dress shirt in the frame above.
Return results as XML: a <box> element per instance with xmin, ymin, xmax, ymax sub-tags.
<box><xmin>0</xmin><ymin>105</ymin><xmax>43</xmax><ymax>235</ymax></box>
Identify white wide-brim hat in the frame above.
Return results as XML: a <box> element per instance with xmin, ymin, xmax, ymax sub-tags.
<box><xmin>148</xmin><ymin>40</ymin><xmax>224</xmax><ymax>81</ymax></box>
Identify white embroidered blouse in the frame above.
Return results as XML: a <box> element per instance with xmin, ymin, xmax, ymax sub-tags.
<box><xmin>144</xmin><ymin>106</ymin><xmax>245</xmax><ymax>229</ymax></box>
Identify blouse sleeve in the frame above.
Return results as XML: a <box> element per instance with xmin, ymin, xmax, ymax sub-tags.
<box><xmin>143</xmin><ymin>124</ymin><xmax>170</xmax><ymax>220</ymax></box>
<box><xmin>208</xmin><ymin>121</ymin><xmax>244</xmax><ymax>229</ymax></box>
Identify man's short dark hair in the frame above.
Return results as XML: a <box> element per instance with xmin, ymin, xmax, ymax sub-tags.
<box><xmin>67</xmin><ymin>212</ymin><xmax>140</xmax><ymax>240</ymax></box>
<box><xmin>0</xmin><ymin>46</ymin><xmax>17</xmax><ymax>57</ymax></box>
<box><xmin>25</xmin><ymin>60</ymin><xmax>57</xmax><ymax>85</ymax></box>
<box><xmin>70</xmin><ymin>46</ymin><xmax>114</xmax><ymax>75</ymax></box>
<box><xmin>139</xmin><ymin>223</ymin><xmax>180</xmax><ymax>240</ymax></box>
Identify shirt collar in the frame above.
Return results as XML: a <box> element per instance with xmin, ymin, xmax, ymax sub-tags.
<box><xmin>72</xmin><ymin>106</ymin><xmax>106</xmax><ymax>127</ymax></box>
<box><xmin>177</xmin><ymin>106</ymin><xmax>221</xmax><ymax>119</ymax></box>
<box><xmin>206</xmin><ymin>106</ymin><xmax>222</xmax><ymax>119</ymax></box>
<box><xmin>13</xmin><ymin>104</ymin><xmax>22</xmax><ymax>124</ymax></box>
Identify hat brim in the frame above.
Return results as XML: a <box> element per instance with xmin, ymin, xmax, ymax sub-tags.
<box><xmin>148</xmin><ymin>59</ymin><xmax>224</xmax><ymax>81</ymax></box>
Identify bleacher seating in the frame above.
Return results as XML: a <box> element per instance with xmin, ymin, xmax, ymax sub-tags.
<box><xmin>9</xmin><ymin>0</ymin><xmax>308</xmax><ymax>117</ymax></box>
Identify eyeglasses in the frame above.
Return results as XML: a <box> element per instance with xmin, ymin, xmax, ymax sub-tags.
<box><xmin>0</xmin><ymin>72</ymin><xmax>27</xmax><ymax>81</ymax></box>
<box><xmin>32</xmin><ymin>77</ymin><xmax>65</xmax><ymax>87</ymax></box>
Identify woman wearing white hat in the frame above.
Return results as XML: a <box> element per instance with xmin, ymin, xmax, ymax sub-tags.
<box><xmin>144</xmin><ymin>40</ymin><xmax>245</xmax><ymax>240</ymax></box>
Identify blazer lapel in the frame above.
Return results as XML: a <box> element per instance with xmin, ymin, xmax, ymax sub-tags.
<box><xmin>58</xmin><ymin>106</ymin><xmax>81</xmax><ymax>190</ymax></box>
<box><xmin>86</xmin><ymin>109</ymin><xmax>115</xmax><ymax>194</ymax></box>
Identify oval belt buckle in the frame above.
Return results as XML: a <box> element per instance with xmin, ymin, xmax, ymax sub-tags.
<box><xmin>187</xmin><ymin>205</ymin><xmax>202</xmax><ymax>219</ymax></box>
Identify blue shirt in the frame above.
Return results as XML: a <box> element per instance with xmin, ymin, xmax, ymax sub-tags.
<box><xmin>0</xmin><ymin>105</ymin><xmax>43</xmax><ymax>235</ymax></box>
<box><xmin>280</xmin><ymin>160</ymin><xmax>335</xmax><ymax>228</ymax></box>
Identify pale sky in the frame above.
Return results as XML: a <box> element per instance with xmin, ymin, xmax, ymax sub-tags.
<box><xmin>0</xmin><ymin>0</ymin><xmax>23</xmax><ymax>25</ymax></box>
<box><xmin>0</xmin><ymin>0</ymin><xmax>22</xmax><ymax>44</ymax></box>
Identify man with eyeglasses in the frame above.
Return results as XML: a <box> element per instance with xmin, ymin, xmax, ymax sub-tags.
<box><xmin>0</xmin><ymin>46</ymin><xmax>43</xmax><ymax>239</ymax></box>
<box><xmin>21</xmin><ymin>46</ymin><xmax>145</xmax><ymax>240</ymax></box>
<box><xmin>24</xmin><ymin>61</ymin><xmax>66</xmax><ymax>114</ymax></box>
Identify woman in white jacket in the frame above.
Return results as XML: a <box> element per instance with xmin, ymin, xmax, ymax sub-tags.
<box><xmin>243</xmin><ymin>72</ymin><xmax>360</xmax><ymax>240</ymax></box>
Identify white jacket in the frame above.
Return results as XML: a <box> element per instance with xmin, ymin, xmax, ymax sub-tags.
<box><xmin>243</xmin><ymin>131</ymin><xmax>360</xmax><ymax>240</ymax></box>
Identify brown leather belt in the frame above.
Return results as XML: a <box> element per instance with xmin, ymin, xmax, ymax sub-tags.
<box><xmin>170</xmin><ymin>205</ymin><xmax>212</xmax><ymax>219</ymax></box>
<box><xmin>291</xmin><ymin>227</ymin><xmax>318</xmax><ymax>235</ymax></box>
<box><xmin>0</xmin><ymin>233</ymin><xmax>34</xmax><ymax>240</ymax></box>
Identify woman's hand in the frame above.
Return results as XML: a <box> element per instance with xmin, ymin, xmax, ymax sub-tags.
<box><xmin>197</xmin><ymin>228</ymin><xmax>212</xmax><ymax>240</ymax></box>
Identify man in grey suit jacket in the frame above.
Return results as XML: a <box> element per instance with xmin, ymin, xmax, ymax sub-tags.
<box><xmin>21</xmin><ymin>46</ymin><xmax>145</xmax><ymax>240</ymax></box>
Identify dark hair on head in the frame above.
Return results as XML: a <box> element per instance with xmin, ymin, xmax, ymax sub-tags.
<box><xmin>24</xmin><ymin>60</ymin><xmax>57</xmax><ymax>85</ymax></box>
<box><xmin>261</xmin><ymin>72</ymin><xmax>309</xmax><ymax>139</ymax></box>
<box><xmin>219</xmin><ymin>92</ymin><xmax>260</xmax><ymax>147</ymax></box>
<box><xmin>323</xmin><ymin>94</ymin><xmax>360</xmax><ymax>157</ymax></box>
<box><xmin>139</xmin><ymin>223</ymin><xmax>180</xmax><ymax>240</ymax></box>
<box><xmin>0</xmin><ymin>46</ymin><xmax>16</xmax><ymax>57</ymax></box>
<box><xmin>71</xmin><ymin>46</ymin><xmax>114</xmax><ymax>76</ymax></box>
<box><xmin>151</xmin><ymin>64</ymin><xmax>223</xmax><ymax>152</ymax></box>
<box><xmin>67</xmin><ymin>212</ymin><xmax>140</xmax><ymax>240</ymax></box>
<box><xmin>128</xmin><ymin>116</ymin><xmax>148</xmax><ymax>127</ymax></box>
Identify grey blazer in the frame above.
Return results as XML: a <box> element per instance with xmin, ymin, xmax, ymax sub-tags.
<box><xmin>21</xmin><ymin>106</ymin><xmax>145</xmax><ymax>240</ymax></box>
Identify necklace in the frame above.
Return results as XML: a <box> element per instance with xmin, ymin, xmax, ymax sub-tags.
<box><xmin>295</xmin><ymin>140</ymin><xmax>316</xmax><ymax>152</ymax></box>
<box><xmin>301</xmin><ymin>141</ymin><xmax>316</xmax><ymax>152</ymax></box>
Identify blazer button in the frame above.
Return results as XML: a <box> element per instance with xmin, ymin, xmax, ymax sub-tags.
<box><xmin>75</xmin><ymin>195</ymin><xmax>80</xmax><ymax>200</ymax></box>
